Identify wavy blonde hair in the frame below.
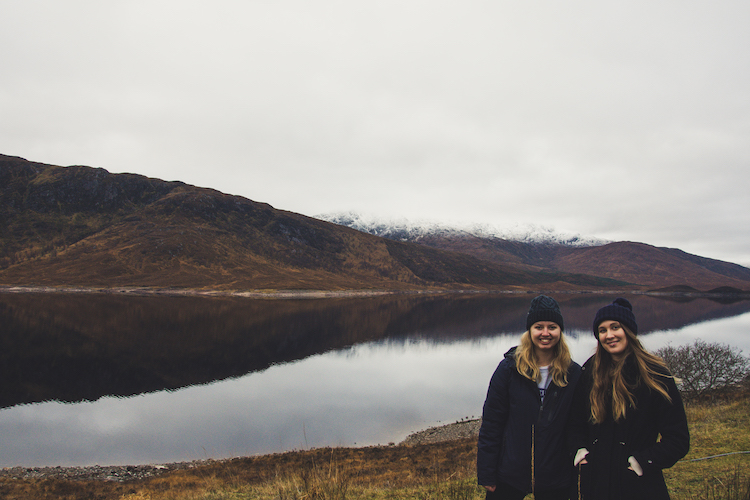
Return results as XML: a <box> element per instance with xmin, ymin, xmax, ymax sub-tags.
<box><xmin>514</xmin><ymin>330</ymin><xmax>573</xmax><ymax>387</ymax></box>
<box><xmin>589</xmin><ymin>325</ymin><xmax>672</xmax><ymax>423</ymax></box>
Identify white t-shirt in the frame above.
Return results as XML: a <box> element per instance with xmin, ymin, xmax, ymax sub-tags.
<box><xmin>538</xmin><ymin>365</ymin><xmax>551</xmax><ymax>402</ymax></box>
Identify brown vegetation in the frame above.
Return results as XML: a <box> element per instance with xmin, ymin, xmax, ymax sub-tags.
<box><xmin>0</xmin><ymin>438</ymin><xmax>478</xmax><ymax>499</ymax></box>
<box><xmin>415</xmin><ymin>236</ymin><xmax>750</xmax><ymax>290</ymax></box>
<box><xmin>4</xmin><ymin>153</ymin><xmax>748</xmax><ymax>293</ymax></box>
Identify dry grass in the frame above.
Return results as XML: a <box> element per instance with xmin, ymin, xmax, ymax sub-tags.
<box><xmin>0</xmin><ymin>439</ymin><xmax>482</xmax><ymax>500</ymax></box>
<box><xmin>665</xmin><ymin>389</ymin><xmax>750</xmax><ymax>500</ymax></box>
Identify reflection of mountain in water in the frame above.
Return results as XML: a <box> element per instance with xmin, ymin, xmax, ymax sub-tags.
<box><xmin>1</xmin><ymin>292</ymin><xmax>749</xmax><ymax>408</ymax></box>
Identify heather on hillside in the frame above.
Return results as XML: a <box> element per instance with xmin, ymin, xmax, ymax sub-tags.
<box><xmin>3</xmin><ymin>154</ymin><xmax>750</xmax><ymax>292</ymax></box>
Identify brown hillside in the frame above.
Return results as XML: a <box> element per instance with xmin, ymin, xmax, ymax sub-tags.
<box><xmin>0</xmin><ymin>154</ymin><xmax>622</xmax><ymax>291</ymax></box>
<box><xmin>550</xmin><ymin>241</ymin><xmax>750</xmax><ymax>289</ymax></box>
<box><xmin>394</xmin><ymin>233</ymin><xmax>750</xmax><ymax>291</ymax></box>
<box><xmin>415</xmin><ymin>233</ymin><xmax>550</xmax><ymax>271</ymax></box>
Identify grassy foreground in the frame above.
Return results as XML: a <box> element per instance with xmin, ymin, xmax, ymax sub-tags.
<box><xmin>1</xmin><ymin>389</ymin><xmax>748</xmax><ymax>500</ymax></box>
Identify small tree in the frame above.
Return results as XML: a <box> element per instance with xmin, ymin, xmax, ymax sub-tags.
<box><xmin>656</xmin><ymin>339</ymin><xmax>750</xmax><ymax>397</ymax></box>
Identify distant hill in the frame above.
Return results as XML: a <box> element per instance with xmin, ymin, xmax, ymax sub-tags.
<box><xmin>0</xmin><ymin>154</ymin><xmax>628</xmax><ymax>291</ymax></box>
<box><xmin>2</xmin><ymin>154</ymin><xmax>748</xmax><ymax>292</ymax></box>
<box><xmin>319</xmin><ymin>213</ymin><xmax>750</xmax><ymax>291</ymax></box>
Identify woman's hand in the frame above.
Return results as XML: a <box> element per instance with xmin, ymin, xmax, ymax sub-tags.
<box><xmin>574</xmin><ymin>448</ymin><xmax>589</xmax><ymax>466</ymax></box>
<box><xmin>483</xmin><ymin>485</ymin><xmax>497</xmax><ymax>492</ymax></box>
<box><xmin>627</xmin><ymin>456</ymin><xmax>643</xmax><ymax>476</ymax></box>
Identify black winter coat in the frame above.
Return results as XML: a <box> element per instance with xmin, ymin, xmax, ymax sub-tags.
<box><xmin>568</xmin><ymin>355</ymin><xmax>690</xmax><ymax>500</ymax></box>
<box><xmin>477</xmin><ymin>347</ymin><xmax>582</xmax><ymax>493</ymax></box>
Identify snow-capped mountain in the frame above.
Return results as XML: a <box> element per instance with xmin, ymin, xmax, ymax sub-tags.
<box><xmin>315</xmin><ymin>212</ymin><xmax>608</xmax><ymax>248</ymax></box>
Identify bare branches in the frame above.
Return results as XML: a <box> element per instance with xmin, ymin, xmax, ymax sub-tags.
<box><xmin>656</xmin><ymin>340</ymin><xmax>750</xmax><ymax>396</ymax></box>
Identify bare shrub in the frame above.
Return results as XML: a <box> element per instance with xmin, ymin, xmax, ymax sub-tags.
<box><xmin>656</xmin><ymin>339</ymin><xmax>750</xmax><ymax>396</ymax></box>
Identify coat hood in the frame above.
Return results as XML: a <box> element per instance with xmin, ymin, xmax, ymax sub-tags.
<box><xmin>504</xmin><ymin>346</ymin><xmax>518</xmax><ymax>364</ymax></box>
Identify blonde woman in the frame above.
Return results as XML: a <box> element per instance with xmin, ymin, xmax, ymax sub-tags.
<box><xmin>569</xmin><ymin>298</ymin><xmax>689</xmax><ymax>500</ymax></box>
<box><xmin>478</xmin><ymin>295</ymin><xmax>582</xmax><ymax>500</ymax></box>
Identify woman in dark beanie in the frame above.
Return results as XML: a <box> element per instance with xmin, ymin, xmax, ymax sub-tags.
<box><xmin>568</xmin><ymin>298</ymin><xmax>689</xmax><ymax>500</ymax></box>
<box><xmin>478</xmin><ymin>295</ymin><xmax>582</xmax><ymax>500</ymax></box>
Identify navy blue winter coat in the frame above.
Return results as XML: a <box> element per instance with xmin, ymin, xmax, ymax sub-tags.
<box><xmin>477</xmin><ymin>347</ymin><xmax>582</xmax><ymax>493</ymax></box>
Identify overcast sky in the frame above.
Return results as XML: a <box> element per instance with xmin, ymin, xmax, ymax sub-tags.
<box><xmin>2</xmin><ymin>1</ymin><xmax>749</xmax><ymax>266</ymax></box>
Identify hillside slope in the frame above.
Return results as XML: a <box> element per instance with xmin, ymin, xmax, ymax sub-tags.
<box><xmin>321</xmin><ymin>214</ymin><xmax>750</xmax><ymax>290</ymax></box>
<box><xmin>551</xmin><ymin>242</ymin><xmax>750</xmax><ymax>288</ymax></box>
<box><xmin>0</xmin><ymin>154</ymin><xmax>620</xmax><ymax>291</ymax></box>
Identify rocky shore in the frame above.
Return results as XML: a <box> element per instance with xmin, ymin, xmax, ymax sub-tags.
<box><xmin>0</xmin><ymin>462</ymin><xmax>203</xmax><ymax>483</ymax></box>
<box><xmin>400</xmin><ymin>418</ymin><xmax>481</xmax><ymax>446</ymax></box>
<box><xmin>0</xmin><ymin>419</ymin><xmax>481</xmax><ymax>483</ymax></box>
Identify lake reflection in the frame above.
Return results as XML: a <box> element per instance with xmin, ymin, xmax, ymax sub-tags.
<box><xmin>1</xmin><ymin>292</ymin><xmax>749</xmax><ymax>467</ymax></box>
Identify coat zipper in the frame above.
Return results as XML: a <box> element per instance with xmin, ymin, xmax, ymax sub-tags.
<box><xmin>532</xmin><ymin>391</ymin><xmax>545</xmax><ymax>496</ymax></box>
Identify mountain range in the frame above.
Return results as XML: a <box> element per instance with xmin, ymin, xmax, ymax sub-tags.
<box><xmin>317</xmin><ymin>213</ymin><xmax>750</xmax><ymax>290</ymax></box>
<box><xmin>2</xmin><ymin>153</ymin><xmax>749</xmax><ymax>293</ymax></box>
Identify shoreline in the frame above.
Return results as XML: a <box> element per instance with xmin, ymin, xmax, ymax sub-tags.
<box><xmin>1</xmin><ymin>284</ymin><xmax>746</xmax><ymax>299</ymax></box>
<box><xmin>0</xmin><ymin>284</ymin><xmax>530</xmax><ymax>298</ymax></box>
<box><xmin>0</xmin><ymin>419</ymin><xmax>482</xmax><ymax>483</ymax></box>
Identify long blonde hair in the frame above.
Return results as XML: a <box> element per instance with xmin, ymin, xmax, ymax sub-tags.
<box><xmin>514</xmin><ymin>330</ymin><xmax>573</xmax><ymax>387</ymax></box>
<box><xmin>589</xmin><ymin>326</ymin><xmax>672</xmax><ymax>423</ymax></box>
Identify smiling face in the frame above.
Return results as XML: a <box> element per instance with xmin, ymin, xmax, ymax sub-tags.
<box><xmin>597</xmin><ymin>320</ymin><xmax>629</xmax><ymax>360</ymax></box>
<box><xmin>530</xmin><ymin>321</ymin><xmax>561</xmax><ymax>358</ymax></box>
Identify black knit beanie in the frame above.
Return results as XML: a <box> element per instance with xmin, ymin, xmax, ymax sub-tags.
<box><xmin>526</xmin><ymin>295</ymin><xmax>564</xmax><ymax>331</ymax></box>
<box><xmin>592</xmin><ymin>298</ymin><xmax>638</xmax><ymax>336</ymax></box>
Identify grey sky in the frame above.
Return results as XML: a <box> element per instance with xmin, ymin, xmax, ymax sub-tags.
<box><xmin>2</xmin><ymin>1</ymin><xmax>749</xmax><ymax>266</ymax></box>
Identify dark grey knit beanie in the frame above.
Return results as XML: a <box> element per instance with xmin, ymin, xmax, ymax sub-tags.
<box><xmin>592</xmin><ymin>297</ymin><xmax>638</xmax><ymax>336</ymax></box>
<box><xmin>526</xmin><ymin>295</ymin><xmax>564</xmax><ymax>331</ymax></box>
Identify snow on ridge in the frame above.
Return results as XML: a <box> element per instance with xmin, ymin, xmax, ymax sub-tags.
<box><xmin>315</xmin><ymin>212</ymin><xmax>607</xmax><ymax>247</ymax></box>
<box><xmin>467</xmin><ymin>222</ymin><xmax>608</xmax><ymax>247</ymax></box>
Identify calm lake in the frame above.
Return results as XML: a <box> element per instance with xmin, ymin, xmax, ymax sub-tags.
<box><xmin>1</xmin><ymin>291</ymin><xmax>749</xmax><ymax>467</ymax></box>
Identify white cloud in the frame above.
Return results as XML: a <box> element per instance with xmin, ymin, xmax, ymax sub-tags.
<box><xmin>1</xmin><ymin>0</ymin><xmax>749</xmax><ymax>266</ymax></box>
